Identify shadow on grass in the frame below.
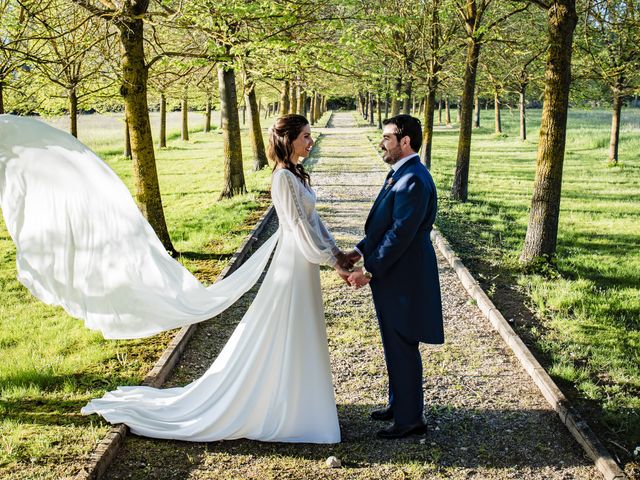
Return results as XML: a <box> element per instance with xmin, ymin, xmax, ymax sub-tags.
<box><xmin>0</xmin><ymin>396</ymin><xmax>97</xmax><ymax>427</ymax></box>
<box><xmin>0</xmin><ymin>371</ymin><xmax>142</xmax><ymax>429</ymax></box>
<box><xmin>178</xmin><ymin>251</ymin><xmax>232</xmax><ymax>261</ymax></box>
<box><xmin>434</xmin><ymin>195</ymin><xmax>640</xmax><ymax>467</ymax></box>
<box><xmin>0</xmin><ymin>370</ymin><xmax>140</xmax><ymax>396</ymax></box>
<box><xmin>102</xmin><ymin>403</ymin><xmax>593</xmax><ymax>479</ymax></box>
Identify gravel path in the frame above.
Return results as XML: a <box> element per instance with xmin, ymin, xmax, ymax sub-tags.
<box><xmin>102</xmin><ymin>112</ymin><xmax>599</xmax><ymax>479</ymax></box>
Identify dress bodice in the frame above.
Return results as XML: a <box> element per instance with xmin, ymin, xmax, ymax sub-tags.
<box><xmin>271</xmin><ymin>169</ymin><xmax>338</xmax><ymax>267</ymax></box>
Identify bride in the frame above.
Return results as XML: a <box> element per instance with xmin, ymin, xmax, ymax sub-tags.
<box><xmin>0</xmin><ymin>113</ymin><xmax>351</xmax><ymax>443</ymax></box>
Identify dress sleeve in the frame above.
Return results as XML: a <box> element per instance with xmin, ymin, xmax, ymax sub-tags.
<box><xmin>271</xmin><ymin>170</ymin><xmax>338</xmax><ymax>266</ymax></box>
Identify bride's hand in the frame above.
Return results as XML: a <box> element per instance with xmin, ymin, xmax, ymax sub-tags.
<box><xmin>334</xmin><ymin>264</ymin><xmax>352</xmax><ymax>285</ymax></box>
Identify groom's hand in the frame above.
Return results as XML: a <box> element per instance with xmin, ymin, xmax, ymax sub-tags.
<box><xmin>334</xmin><ymin>251</ymin><xmax>349</xmax><ymax>269</ymax></box>
<box><xmin>334</xmin><ymin>264</ymin><xmax>352</xmax><ymax>285</ymax></box>
<box><xmin>348</xmin><ymin>268</ymin><xmax>371</xmax><ymax>289</ymax></box>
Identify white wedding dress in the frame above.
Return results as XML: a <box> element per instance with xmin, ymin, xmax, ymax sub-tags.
<box><xmin>0</xmin><ymin>114</ymin><xmax>341</xmax><ymax>443</ymax></box>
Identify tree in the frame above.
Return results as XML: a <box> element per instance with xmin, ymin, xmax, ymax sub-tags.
<box><xmin>244</xmin><ymin>70</ymin><xmax>268</xmax><ymax>171</ymax></box>
<box><xmin>193</xmin><ymin>65</ymin><xmax>218</xmax><ymax>133</ymax></box>
<box><xmin>180</xmin><ymin>0</ymin><xmax>331</xmax><ymax>197</ymax></box>
<box><xmin>0</xmin><ymin>0</ymin><xmax>40</xmax><ymax>114</ymax></box>
<box><xmin>451</xmin><ymin>0</ymin><xmax>529</xmax><ymax>202</ymax></box>
<box><xmin>498</xmin><ymin>7</ymin><xmax>546</xmax><ymax>141</ymax></box>
<box><xmin>520</xmin><ymin>0</ymin><xmax>579</xmax><ymax>265</ymax></box>
<box><xmin>26</xmin><ymin>0</ymin><xmax>115</xmax><ymax>137</ymax></box>
<box><xmin>71</xmin><ymin>0</ymin><xmax>181</xmax><ymax>255</ymax></box>
<box><xmin>416</xmin><ymin>0</ymin><xmax>458</xmax><ymax>168</ymax></box>
<box><xmin>149</xmin><ymin>58</ymin><xmax>193</xmax><ymax>147</ymax></box>
<box><xmin>579</xmin><ymin>0</ymin><xmax>640</xmax><ymax>165</ymax></box>
<box><xmin>218</xmin><ymin>62</ymin><xmax>246</xmax><ymax>197</ymax></box>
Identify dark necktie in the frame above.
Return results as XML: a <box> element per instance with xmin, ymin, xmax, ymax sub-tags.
<box><xmin>382</xmin><ymin>169</ymin><xmax>394</xmax><ymax>189</ymax></box>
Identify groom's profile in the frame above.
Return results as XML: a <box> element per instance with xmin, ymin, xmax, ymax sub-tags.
<box><xmin>343</xmin><ymin>114</ymin><xmax>444</xmax><ymax>439</ymax></box>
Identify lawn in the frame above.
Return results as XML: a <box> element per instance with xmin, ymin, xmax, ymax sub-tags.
<box><xmin>0</xmin><ymin>109</ymin><xmax>304</xmax><ymax>478</ymax></box>
<box><xmin>421</xmin><ymin>107</ymin><xmax>639</xmax><ymax>468</ymax></box>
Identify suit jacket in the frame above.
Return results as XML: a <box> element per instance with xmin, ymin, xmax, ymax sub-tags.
<box><xmin>357</xmin><ymin>155</ymin><xmax>444</xmax><ymax>344</ymax></box>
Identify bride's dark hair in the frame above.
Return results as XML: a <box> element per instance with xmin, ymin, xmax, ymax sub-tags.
<box><xmin>268</xmin><ymin>114</ymin><xmax>311</xmax><ymax>186</ymax></box>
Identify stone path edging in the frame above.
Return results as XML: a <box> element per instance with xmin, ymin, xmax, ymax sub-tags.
<box><xmin>430</xmin><ymin>227</ymin><xmax>627</xmax><ymax>480</ymax></box>
<box><xmin>75</xmin><ymin>205</ymin><xmax>276</xmax><ymax>480</ymax></box>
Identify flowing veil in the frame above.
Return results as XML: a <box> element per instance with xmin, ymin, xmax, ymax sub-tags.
<box><xmin>0</xmin><ymin>114</ymin><xmax>279</xmax><ymax>339</ymax></box>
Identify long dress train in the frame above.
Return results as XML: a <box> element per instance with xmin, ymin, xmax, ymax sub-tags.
<box><xmin>0</xmin><ymin>115</ymin><xmax>341</xmax><ymax>443</ymax></box>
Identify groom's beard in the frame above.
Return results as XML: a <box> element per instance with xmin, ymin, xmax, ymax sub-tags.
<box><xmin>382</xmin><ymin>146</ymin><xmax>402</xmax><ymax>165</ymax></box>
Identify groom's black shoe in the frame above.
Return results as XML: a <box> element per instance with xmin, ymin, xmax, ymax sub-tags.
<box><xmin>376</xmin><ymin>421</ymin><xmax>428</xmax><ymax>439</ymax></box>
<box><xmin>370</xmin><ymin>406</ymin><xmax>394</xmax><ymax>421</ymax></box>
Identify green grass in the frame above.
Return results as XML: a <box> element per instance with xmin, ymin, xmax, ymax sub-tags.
<box><xmin>422</xmin><ymin>107</ymin><xmax>639</xmax><ymax>466</ymax></box>
<box><xmin>0</xmin><ymin>110</ymin><xmax>317</xmax><ymax>478</ymax></box>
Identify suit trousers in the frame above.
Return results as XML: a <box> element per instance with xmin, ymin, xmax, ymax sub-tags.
<box><xmin>376</xmin><ymin>311</ymin><xmax>424</xmax><ymax>426</ymax></box>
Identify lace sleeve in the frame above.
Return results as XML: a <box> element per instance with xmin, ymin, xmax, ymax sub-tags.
<box><xmin>315</xmin><ymin>213</ymin><xmax>340</xmax><ymax>255</ymax></box>
<box><xmin>271</xmin><ymin>170</ymin><xmax>338</xmax><ymax>266</ymax></box>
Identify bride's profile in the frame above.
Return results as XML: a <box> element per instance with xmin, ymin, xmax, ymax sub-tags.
<box><xmin>0</xmin><ymin>113</ymin><xmax>349</xmax><ymax>443</ymax></box>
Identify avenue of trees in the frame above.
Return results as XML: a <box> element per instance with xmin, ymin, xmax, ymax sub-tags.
<box><xmin>1</xmin><ymin>0</ymin><xmax>638</xmax><ymax>264</ymax></box>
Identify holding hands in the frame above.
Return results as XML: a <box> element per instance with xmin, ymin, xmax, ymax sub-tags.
<box><xmin>333</xmin><ymin>250</ymin><xmax>371</xmax><ymax>289</ymax></box>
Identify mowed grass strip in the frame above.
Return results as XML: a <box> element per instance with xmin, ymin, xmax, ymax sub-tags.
<box><xmin>0</xmin><ymin>110</ymin><xmax>290</xmax><ymax>479</ymax></box>
<box><xmin>416</xmin><ymin>107</ymin><xmax>639</xmax><ymax>465</ymax></box>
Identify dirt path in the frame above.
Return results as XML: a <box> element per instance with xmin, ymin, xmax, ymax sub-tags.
<box><xmin>102</xmin><ymin>112</ymin><xmax>599</xmax><ymax>479</ymax></box>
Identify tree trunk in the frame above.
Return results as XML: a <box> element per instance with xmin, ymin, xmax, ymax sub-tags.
<box><xmin>289</xmin><ymin>82</ymin><xmax>297</xmax><ymax>114</ymax></box>
<box><xmin>159</xmin><ymin>93</ymin><xmax>167</xmax><ymax>147</ymax></box>
<box><xmin>310</xmin><ymin>91</ymin><xmax>316</xmax><ymax>125</ymax></box>
<box><xmin>445</xmin><ymin>95</ymin><xmax>451</xmax><ymax>126</ymax></box>
<box><xmin>473</xmin><ymin>93</ymin><xmax>480</xmax><ymax>128</ymax></box>
<box><xmin>245</xmin><ymin>81</ymin><xmax>268</xmax><ymax>171</ymax></box>
<box><xmin>520</xmin><ymin>0</ymin><xmax>577</xmax><ymax>264</ymax></box>
<box><xmin>297</xmin><ymin>86</ymin><xmax>304</xmax><ymax>116</ymax></box>
<box><xmin>316</xmin><ymin>94</ymin><xmax>322</xmax><ymax>122</ymax></box>
<box><xmin>218</xmin><ymin>64</ymin><xmax>247</xmax><ymax>198</ymax></box>
<box><xmin>302</xmin><ymin>91</ymin><xmax>308</xmax><ymax>117</ymax></box>
<box><xmin>608</xmin><ymin>88</ymin><xmax>622</xmax><ymax>165</ymax></box>
<box><xmin>369</xmin><ymin>92</ymin><xmax>375</xmax><ymax>124</ymax></box>
<box><xmin>494</xmin><ymin>91</ymin><xmax>502</xmax><ymax>134</ymax></box>
<box><xmin>452</xmin><ymin>39</ymin><xmax>482</xmax><ymax>202</ymax></box>
<box><xmin>69</xmin><ymin>88</ymin><xmax>78</xmax><ymax>137</ymax></box>
<box><xmin>420</xmin><ymin>80</ymin><xmax>437</xmax><ymax>169</ymax></box>
<box><xmin>385</xmin><ymin>92</ymin><xmax>390</xmax><ymax>119</ymax></box>
<box><xmin>457</xmin><ymin>97</ymin><xmax>461</xmax><ymax>124</ymax></box>
<box><xmin>181</xmin><ymin>91</ymin><xmax>189</xmax><ymax>141</ymax></box>
<box><xmin>377</xmin><ymin>93</ymin><xmax>382</xmax><ymax>129</ymax></box>
<box><xmin>391</xmin><ymin>77</ymin><xmax>402</xmax><ymax>117</ymax></box>
<box><xmin>402</xmin><ymin>79</ymin><xmax>412</xmax><ymax>114</ymax></box>
<box><xmin>0</xmin><ymin>81</ymin><xmax>4</xmax><ymax>114</ymax></box>
<box><xmin>280</xmin><ymin>80</ymin><xmax>290</xmax><ymax>116</ymax></box>
<box><xmin>438</xmin><ymin>96</ymin><xmax>442</xmax><ymax>125</ymax></box>
<box><xmin>118</xmin><ymin>14</ymin><xmax>175</xmax><ymax>254</ymax></box>
<box><xmin>204</xmin><ymin>96</ymin><xmax>212</xmax><ymax>132</ymax></box>
<box><xmin>124</xmin><ymin>117</ymin><xmax>132</xmax><ymax>158</ymax></box>
<box><xmin>519</xmin><ymin>86</ymin><xmax>527</xmax><ymax>141</ymax></box>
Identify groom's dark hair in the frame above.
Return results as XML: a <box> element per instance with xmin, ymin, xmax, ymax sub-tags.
<box><xmin>383</xmin><ymin>115</ymin><xmax>422</xmax><ymax>152</ymax></box>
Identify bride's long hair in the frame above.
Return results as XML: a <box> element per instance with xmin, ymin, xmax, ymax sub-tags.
<box><xmin>268</xmin><ymin>114</ymin><xmax>311</xmax><ymax>186</ymax></box>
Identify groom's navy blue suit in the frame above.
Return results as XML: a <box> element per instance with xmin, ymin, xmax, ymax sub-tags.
<box><xmin>357</xmin><ymin>155</ymin><xmax>444</xmax><ymax>426</ymax></box>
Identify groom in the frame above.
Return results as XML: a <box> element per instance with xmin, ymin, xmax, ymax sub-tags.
<box><xmin>344</xmin><ymin>114</ymin><xmax>444</xmax><ymax>439</ymax></box>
